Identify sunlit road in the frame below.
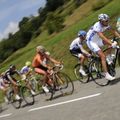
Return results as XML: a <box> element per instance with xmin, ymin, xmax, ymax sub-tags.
<box><xmin>0</xmin><ymin>68</ymin><xmax>120</xmax><ymax>120</ymax></box>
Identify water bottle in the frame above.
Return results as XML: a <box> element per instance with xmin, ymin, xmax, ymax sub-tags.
<box><xmin>106</xmin><ymin>55</ymin><xmax>113</xmax><ymax>65</ymax></box>
<box><xmin>111</xmin><ymin>54</ymin><xmax>115</xmax><ymax>61</ymax></box>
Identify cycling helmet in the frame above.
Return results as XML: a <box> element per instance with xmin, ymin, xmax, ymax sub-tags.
<box><xmin>25</xmin><ymin>61</ymin><xmax>31</xmax><ymax>66</ymax></box>
<box><xmin>78</xmin><ymin>30</ymin><xmax>86</xmax><ymax>37</ymax></box>
<box><xmin>9</xmin><ymin>64</ymin><xmax>16</xmax><ymax>70</ymax></box>
<box><xmin>36</xmin><ymin>45</ymin><xmax>46</xmax><ymax>53</ymax></box>
<box><xmin>117</xmin><ymin>27</ymin><xmax>120</xmax><ymax>33</ymax></box>
<box><xmin>98</xmin><ymin>13</ymin><xmax>109</xmax><ymax>21</ymax></box>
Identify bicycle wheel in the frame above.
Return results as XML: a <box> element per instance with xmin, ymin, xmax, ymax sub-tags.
<box><xmin>107</xmin><ymin>63</ymin><xmax>116</xmax><ymax>77</ymax></box>
<box><xmin>55</xmin><ymin>72</ymin><xmax>74</xmax><ymax>95</ymax></box>
<box><xmin>118</xmin><ymin>50</ymin><xmax>120</xmax><ymax>66</ymax></box>
<box><xmin>74</xmin><ymin>63</ymin><xmax>89</xmax><ymax>83</ymax></box>
<box><xmin>0</xmin><ymin>104</ymin><xmax>2</xmax><ymax>113</ymax></box>
<box><xmin>21</xmin><ymin>86</ymin><xmax>34</xmax><ymax>105</ymax></box>
<box><xmin>44</xmin><ymin>84</ymin><xmax>54</xmax><ymax>100</ymax></box>
<box><xmin>30</xmin><ymin>79</ymin><xmax>42</xmax><ymax>95</ymax></box>
<box><xmin>90</xmin><ymin>59</ymin><xmax>109</xmax><ymax>86</ymax></box>
<box><xmin>9</xmin><ymin>91</ymin><xmax>21</xmax><ymax>109</ymax></box>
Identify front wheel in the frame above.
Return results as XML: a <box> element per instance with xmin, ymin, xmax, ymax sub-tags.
<box><xmin>74</xmin><ymin>63</ymin><xmax>89</xmax><ymax>83</ymax></box>
<box><xmin>90</xmin><ymin>60</ymin><xmax>109</xmax><ymax>86</ymax></box>
<box><xmin>55</xmin><ymin>72</ymin><xmax>74</xmax><ymax>95</ymax></box>
<box><xmin>8</xmin><ymin>90</ymin><xmax>21</xmax><ymax>109</ymax></box>
<box><xmin>21</xmin><ymin>87</ymin><xmax>35</xmax><ymax>105</ymax></box>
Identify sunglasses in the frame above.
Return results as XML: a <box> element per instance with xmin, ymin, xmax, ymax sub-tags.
<box><xmin>103</xmin><ymin>20</ymin><xmax>109</xmax><ymax>22</ymax></box>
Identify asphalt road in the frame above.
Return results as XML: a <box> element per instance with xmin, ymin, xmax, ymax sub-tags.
<box><xmin>0</xmin><ymin>68</ymin><xmax>120</xmax><ymax>120</ymax></box>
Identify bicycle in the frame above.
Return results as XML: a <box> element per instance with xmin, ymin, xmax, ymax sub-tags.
<box><xmin>36</xmin><ymin>64</ymin><xmax>74</xmax><ymax>100</ymax></box>
<box><xmin>74</xmin><ymin>38</ymin><xmax>120</xmax><ymax>86</ymax></box>
<box><xmin>27</xmin><ymin>73</ymin><xmax>42</xmax><ymax>95</ymax></box>
<box><xmin>7</xmin><ymin>79</ymin><xmax>35</xmax><ymax>109</ymax></box>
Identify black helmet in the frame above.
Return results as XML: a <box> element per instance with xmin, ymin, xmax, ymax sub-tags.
<box><xmin>9</xmin><ymin>64</ymin><xmax>16</xmax><ymax>70</ymax></box>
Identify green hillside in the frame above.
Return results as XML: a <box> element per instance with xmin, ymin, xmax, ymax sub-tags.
<box><xmin>0</xmin><ymin>0</ymin><xmax>120</xmax><ymax>80</ymax></box>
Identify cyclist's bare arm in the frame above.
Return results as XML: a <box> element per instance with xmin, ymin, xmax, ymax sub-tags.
<box><xmin>109</xmin><ymin>29</ymin><xmax>120</xmax><ymax>38</ymax></box>
<box><xmin>7</xmin><ymin>74</ymin><xmax>17</xmax><ymax>86</ymax></box>
<box><xmin>97</xmin><ymin>32</ymin><xmax>112</xmax><ymax>45</ymax></box>
<box><xmin>80</xmin><ymin>46</ymin><xmax>91</xmax><ymax>56</ymax></box>
<box><xmin>48</xmin><ymin>57</ymin><xmax>61</xmax><ymax>65</ymax></box>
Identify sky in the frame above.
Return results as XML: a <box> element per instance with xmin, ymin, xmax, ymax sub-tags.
<box><xmin>0</xmin><ymin>0</ymin><xmax>46</xmax><ymax>40</ymax></box>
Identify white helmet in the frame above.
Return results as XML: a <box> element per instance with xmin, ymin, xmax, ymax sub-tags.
<box><xmin>117</xmin><ymin>27</ymin><xmax>120</xmax><ymax>33</ymax></box>
<box><xmin>98</xmin><ymin>13</ymin><xmax>109</xmax><ymax>21</ymax></box>
<box><xmin>36</xmin><ymin>45</ymin><xmax>46</xmax><ymax>53</ymax></box>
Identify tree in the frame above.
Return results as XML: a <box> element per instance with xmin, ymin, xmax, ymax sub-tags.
<box><xmin>46</xmin><ymin>0</ymin><xmax>64</xmax><ymax>11</ymax></box>
<box><xmin>19</xmin><ymin>17</ymin><xmax>29</xmax><ymax>28</ymax></box>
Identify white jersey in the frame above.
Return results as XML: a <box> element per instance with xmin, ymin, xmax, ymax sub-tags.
<box><xmin>70</xmin><ymin>37</ymin><xmax>83</xmax><ymax>50</ymax></box>
<box><xmin>86</xmin><ymin>21</ymin><xmax>111</xmax><ymax>42</ymax></box>
<box><xmin>86</xmin><ymin>21</ymin><xmax>111</xmax><ymax>53</ymax></box>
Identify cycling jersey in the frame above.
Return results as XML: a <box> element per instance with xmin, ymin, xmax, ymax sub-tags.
<box><xmin>32</xmin><ymin>53</ymin><xmax>49</xmax><ymax>71</ymax></box>
<box><xmin>20</xmin><ymin>66</ymin><xmax>32</xmax><ymax>74</ymax></box>
<box><xmin>4</xmin><ymin>69</ymin><xmax>20</xmax><ymax>82</ymax></box>
<box><xmin>70</xmin><ymin>37</ymin><xmax>84</xmax><ymax>50</ymax></box>
<box><xmin>86</xmin><ymin>21</ymin><xmax>111</xmax><ymax>52</ymax></box>
<box><xmin>70</xmin><ymin>37</ymin><xmax>88</xmax><ymax>58</ymax></box>
<box><xmin>0</xmin><ymin>76</ymin><xmax>9</xmax><ymax>89</ymax></box>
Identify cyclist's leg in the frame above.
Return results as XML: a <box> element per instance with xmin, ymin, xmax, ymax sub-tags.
<box><xmin>70</xmin><ymin>49</ymin><xmax>87</xmax><ymax>76</ymax></box>
<box><xmin>34</xmin><ymin>67</ymin><xmax>49</xmax><ymax>92</ymax></box>
<box><xmin>87</xmin><ymin>40</ymin><xmax>115</xmax><ymax>81</ymax></box>
<box><xmin>9</xmin><ymin>78</ymin><xmax>21</xmax><ymax>100</ymax></box>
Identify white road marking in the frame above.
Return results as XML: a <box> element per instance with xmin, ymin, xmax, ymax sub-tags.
<box><xmin>0</xmin><ymin>113</ymin><xmax>12</xmax><ymax>118</ymax></box>
<box><xmin>28</xmin><ymin>93</ymin><xmax>102</xmax><ymax>112</ymax></box>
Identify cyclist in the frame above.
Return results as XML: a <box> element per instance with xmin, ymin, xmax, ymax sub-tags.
<box><xmin>4</xmin><ymin>65</ymin><xmax>21</xmax><ymax>100</ymax></box>
<box><xmin>86</xmin><ymin>13</ymin><xmax>120</xmax><ymax>80</ymax></box>
<box><xmin>20</xmin><ymin>61</ymin><xmax>33</xmax><ymax>80</ymax></box>
<box><xmin>32</xmin><ymin>45</ymin><xmax>61</xmax><ymax>93</ymax></box>
<box><xmin>0</xmin><ymin>73</ymin><xmax>9</xmax><ymax>103</ymax></box>
<box><xmin>70</xmin><ymin>30</ymin><xmax>91</xmax><ymax>76</ymax></box>
<box><xmin>20</xmin><ymin>61</ymin><xmax>36</xmax><ymax>95</ymax></box>
<box><xmin>116</xmin><ymin>17</ymin><xmax>120</xmax><ymax>33</ymax></box>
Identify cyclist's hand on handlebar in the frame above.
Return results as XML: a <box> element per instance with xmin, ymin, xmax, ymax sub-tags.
<box><xmin>112</xmin><ymin>41</ymin><xmax>117</xmax><ymax>48</ymax></box>
<box><xmin>87</xmin><ymin>54</ymin><xmax>92</xmax><ymax>58</ymax></box>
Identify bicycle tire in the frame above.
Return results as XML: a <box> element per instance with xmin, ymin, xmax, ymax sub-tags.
<box><xmin>45</xmin><ymin>85</ymin><xmax>54</xmax><ymax>100</ymax></box>
<box><xmin>90</xmin><ymin>59</ymin><xmax>109</xmax><ymax>86</ymax></box>
<box><xmin>30</xmin><ymin>79</ymin><xmax>42</xmax><ymax>95</ymax></box>
<box><xmin>107</xmin><ymin>63</ymin><xmax>116</xmax><ymax>77</ymax></box>
<box><xmin>55</xmin><ymin>72</ymin><xmax>74</xmax><ymax>95</ymax></box>
<box><xmin>9</xmin><ymin>91</ymin><xmax>21</xmax><ymax>109</ymax></box>
<box><xmin>74</xmin><ymin>63</ymin><xmax>89</xmax><ymax>83</ymax></box>
<box><xmin>118</xmin><ymin>50</ymin><xmax>120</xmax><ymax>66</ymax></box>
<box><xmin>0</xmin><ymin>104</ymin><xmax>2</xmax><ymax>113</ymax></box>
<box><xmin>21</xmin><ymin>86</ymin><xmax>35</xmax><ymax>105</ymax></box>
